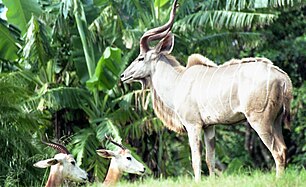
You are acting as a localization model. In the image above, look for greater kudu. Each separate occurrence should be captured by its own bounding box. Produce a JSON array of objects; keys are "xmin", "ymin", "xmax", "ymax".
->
[{"xmin": 121, "ymin": 0, "xmax": 292, "ymax": 181}]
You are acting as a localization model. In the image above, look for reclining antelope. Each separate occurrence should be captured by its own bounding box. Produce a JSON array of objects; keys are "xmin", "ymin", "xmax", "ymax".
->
[
  {"xmin": 121, "ymin": 0, "xmax": 292, "ymax": 182},
  {"xmin": 33, "ymin": 139, "xmax": 88, "ymax": 187},
  {"xmin": 96, "ymin": 136, "xmax": 146, "ymax": 186}
]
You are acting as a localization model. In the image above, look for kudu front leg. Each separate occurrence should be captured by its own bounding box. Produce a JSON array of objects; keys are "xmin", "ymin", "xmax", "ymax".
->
[
  {"xmin": 204, "ymin": 126, "xmax": 215, "ymax": 176},
  {"xmin": 186, "ymin": 125, "xmax": 202, "ymax": 182}
]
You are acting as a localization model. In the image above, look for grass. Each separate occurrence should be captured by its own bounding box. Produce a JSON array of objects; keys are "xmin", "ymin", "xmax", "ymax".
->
[{"xmin": 88, "ymin": 168, "xmax": 306, "ymax": 187}]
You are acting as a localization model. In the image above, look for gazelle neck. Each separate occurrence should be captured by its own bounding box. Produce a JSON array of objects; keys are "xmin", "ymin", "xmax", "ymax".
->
[
  {"xmin": 45, "ymin": 166, "xmax": 63, "ymax": 187},
  {"xmin": 103, "ymin": 160, "xmax": 122, "ymax": 186}
]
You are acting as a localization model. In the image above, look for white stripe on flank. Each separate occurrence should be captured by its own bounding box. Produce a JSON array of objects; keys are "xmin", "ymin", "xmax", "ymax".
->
[
  {"xmin": 206, "ymin": 66, "xmax": 220, "ymax": 116},
  {"xmin": 218, "ymin": 65, "xmax": 230, "ymax": 111},
  {"xmin": 198, "ymin": 66, "xmax": 210, "ymax": 110},
  {"xmin": 252, "ymin": 63, "xmax": 261, "ymax": 93},
  {"xmin": 229, "ymin": 62, "xmax": 242, "ymax": 112},
  {"xmin": 256, "ymin": 64, "xmax": 271, "ymax": 113}
]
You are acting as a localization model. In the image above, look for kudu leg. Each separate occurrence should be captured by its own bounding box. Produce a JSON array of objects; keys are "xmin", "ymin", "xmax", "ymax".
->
[
  {"xmin": 186, "ymin": 125, "xmax": 202, "ymax": 182},
  {"xmin": 272, "ymin": 112, "xmax": 287, "ymax": 176},
  {"xmin": 247, "ymin": 116, "xmax": 287, "ymax": 177},
  {"xmin": 204, "ymin": 126, "xmax": 215, "ymax": 176}
]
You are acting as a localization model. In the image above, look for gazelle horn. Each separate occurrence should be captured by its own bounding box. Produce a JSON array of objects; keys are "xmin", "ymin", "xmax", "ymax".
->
[
  {"xmin": 41, "ymin": 136, "xmax": 70, "ymax": 154},
  {"xmin": 105, "ymin": 135, "xmax": 126, "ymax": 150}
]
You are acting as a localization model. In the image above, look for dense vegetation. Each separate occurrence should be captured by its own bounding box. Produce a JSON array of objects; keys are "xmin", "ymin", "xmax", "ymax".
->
[{"xmin": 0, "ymin": 0, "xmax": 305, "ymax": 186}]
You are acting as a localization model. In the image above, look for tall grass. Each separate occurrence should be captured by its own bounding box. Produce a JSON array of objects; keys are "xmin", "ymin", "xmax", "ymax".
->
[{"xmin": 88, "ymin": 167, "xmax": 306, "ymax": 187}]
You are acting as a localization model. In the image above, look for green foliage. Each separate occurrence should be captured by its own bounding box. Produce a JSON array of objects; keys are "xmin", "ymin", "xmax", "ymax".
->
[
  {"xmin": 2, "ymin": 0, "xmax": 42, "ymax": 35},
  {"xmin": 291, "ymin": 83, "xmax": 306, "ymax": 165},
  {"xmin": 73, "ymin": 0, "xmax": 96, "ymax": 78},
  {"xmin": 87, "ymin": 47, "xmax": 123, "ymax": 91},
  {"xmin": 154, "ymin": 0, "xmax": 170, "ymax": 8},
  {"xmin": 0, "ymin": 20, "xmax": 20, "ymax": 61},
  {"xmin": 215, "ymin": 125, "xmax": 254, "ymax": 171},
  {"xmin": 175, "ymin": 10, "xmax": 276, "ymax": 31},
  {"xmin": 22, "ymin": 16, "xmax": 52, "ymax": 69},
  {"xmin": 70, "ymin": 126, "xmax": 107, "ymax": 181},
  {"xmin": 253, "ymin": 9, "xmax": 306, "ymax": 86},
  {"xmin": 0, "ymin": 72, "xmax": 48, "ymax": 126},
  {"xmin": 0, "ymin": 72, "xmax": 50, "ymax": 186},
  {"xmin": 26, "ymin": 86, "xmax": 94, "ymax": 111},
  {"xmin": 172, "ymin": 0, "xmax": 305, "ymax": 62}
]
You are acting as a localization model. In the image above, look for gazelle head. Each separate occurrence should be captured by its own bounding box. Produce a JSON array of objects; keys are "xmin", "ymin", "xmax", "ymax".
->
[
  {"xmin": 120, "ymin": 0, "xmax": 178, "ymax": 86},
  {"xmin": 96, "ymin": 137, "xmax": 146, "ymax": 175},
  {"xmin": 34, "ymin": 140, "xmax": 88, "ymax": 183}
]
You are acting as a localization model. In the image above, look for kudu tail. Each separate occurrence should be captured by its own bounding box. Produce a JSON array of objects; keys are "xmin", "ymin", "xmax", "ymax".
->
[
  {"xmin": 283, "ymin": 78, "xmax": 293, "ymax": 130},
  {"xmin": 283, "ymin": 99, "xmax": 291, "ymax": 130}
]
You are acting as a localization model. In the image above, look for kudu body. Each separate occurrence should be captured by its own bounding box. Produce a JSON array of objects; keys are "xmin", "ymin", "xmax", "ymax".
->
[
  {"xmin": 34, "ymin": 140, "xmax": 88, "ymax": 187},
  {"xmin": 96, "ymin": 137, "xmax": 146, "ymax": 186},
  {"xmin": 121, "ymin": 0, "xmax": 292, "ymax": 182}
]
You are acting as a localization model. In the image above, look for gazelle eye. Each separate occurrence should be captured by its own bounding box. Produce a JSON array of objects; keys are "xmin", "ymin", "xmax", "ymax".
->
[
  {"xmin": 71, "ymin": 161, "xmax": 76, "ymax": 166},
  {"xmin": 126, "ymin": 157, "xmax": 132, "ymax": 161}
]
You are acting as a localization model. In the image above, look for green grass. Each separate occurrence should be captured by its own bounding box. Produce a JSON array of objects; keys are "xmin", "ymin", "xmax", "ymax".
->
[{"xmin": 88, "ymin": 168, "xmax": 306, "ymax": 187}]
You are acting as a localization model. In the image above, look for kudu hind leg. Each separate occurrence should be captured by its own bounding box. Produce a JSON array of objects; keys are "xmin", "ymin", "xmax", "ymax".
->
[
  {"xmin": 204, "ymin": 126, "xmax": 215, "ymax": 176},
  {"xmin": 272, "ymin": 112, "xmax": 287, "ymax": 176},
  {"xmin": 248, "ymin": 117, "xmax": 287, "ymax": 177}
]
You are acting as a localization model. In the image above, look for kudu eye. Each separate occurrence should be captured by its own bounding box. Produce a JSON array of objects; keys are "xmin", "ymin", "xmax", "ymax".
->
[
  {"xmin": 126, "ymin": 157, "xmax": 132, "ymax": 161},
  {"xmin": 71, "ymin": 161, "xmax": 76, "ymax": 166},
  {"xmin": 138, "ymin": 57, "xmax": 144, "ymax": 61}
]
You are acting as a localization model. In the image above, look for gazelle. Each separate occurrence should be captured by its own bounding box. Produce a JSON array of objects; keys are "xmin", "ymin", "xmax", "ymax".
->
[
  {"xmin": 120, "ymin": 0, "xmax": 292, "ymax": 182},
  {"xmin": 96, "ymin": 136, "xmax": 146, "ymax": 186},
  {"xmin": 34, "ymin": 139, "xmax": 88, "ymax": 187}
]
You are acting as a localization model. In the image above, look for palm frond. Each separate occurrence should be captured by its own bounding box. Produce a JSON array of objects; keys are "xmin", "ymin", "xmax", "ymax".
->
[
  {"xmin": 88, "ymin": 5, "xmax": 120, "ymax": 49},
  {"xmin": 24, "ymin": 86, "xmax": 95, "ymax": 113},
  {"xmin": 69, "ymin": 127, "xmax": 107, "ymax": 180},
  {"xmin": 22, "ymin": 16, "xmax": 52, "ymax": 68},
  {"xmin": 195, "ymin": 32, "xmax": 262, "ymax": 50},
  {"xmin": 264, "ymin": 0, "xmax": 301, "ymax": 8},
  {"xmin": 69, "ymin": 123, "xmax": 121, "ymax": 181},
  {"xmin": 0, "ymin": 72, "xmax": 48, "ymax": 128},
  {"xmin": 218, "ymin": 0, "xmax": 301, "ymax": 10},
  {"xmin": 174, "ymin": 10, "xmax": 276, "ymax": 32},
  {"xmin": 0, "ymin": 71, "xmax": 50, "ymax": 186},
  {"xmin": 174, "ymin": 31, "xmax": 262, "ymax": 62},
  {"xmin": 96, "ymin": 119, "xmax": 121, "ymax": 144}
]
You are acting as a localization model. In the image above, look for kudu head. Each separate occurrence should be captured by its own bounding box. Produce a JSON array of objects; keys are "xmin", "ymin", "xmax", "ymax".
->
[
  {"xmin": 96, "ymin": 136, "xmax": 146, "ymax": 175},
  {"xmin": 34, "ymin": 139, "xmax": 88, "ymax": 182},
  {"xmin": 120, "ymin": 0, "xmax": 178, "ymax": 86}
]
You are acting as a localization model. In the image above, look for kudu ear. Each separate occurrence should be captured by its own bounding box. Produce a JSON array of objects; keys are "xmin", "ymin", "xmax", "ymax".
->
[
  {"xmin": 33, "ymin": 158, "xmax": 59, "ymax": 168},
  {"xmin": 96, "ymin": 149, "xmax": 116, "ymax": 158},
  {"xmin": 155, "ymin": 32, "xmax": 174, "ymax": 54}
]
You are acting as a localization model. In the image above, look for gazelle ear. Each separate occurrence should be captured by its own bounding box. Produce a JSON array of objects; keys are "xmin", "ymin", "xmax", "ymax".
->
[
  {"xmin": 96, "ymin": 149, "xmax": 116, "ymax": 158},
  {"xmin": 33, "ymin": 158, "xmax": 59, "ymax": 168},
  {"xmin": 155, "ymin": 32, "xmax": 174, "ymax": 54}
]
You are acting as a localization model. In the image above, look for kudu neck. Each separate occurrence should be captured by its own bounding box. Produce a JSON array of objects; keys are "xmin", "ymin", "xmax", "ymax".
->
[
  {"xmin": 151, "ymin": 55, "xmax": 182, "ymax": 108},
  {"xmin": 103, "ymin": 160, "xmax": 122, "ymax": 186},
  {"xmin": 45, "ymin": 166, "xmax": 63, "ymax": 187}
]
